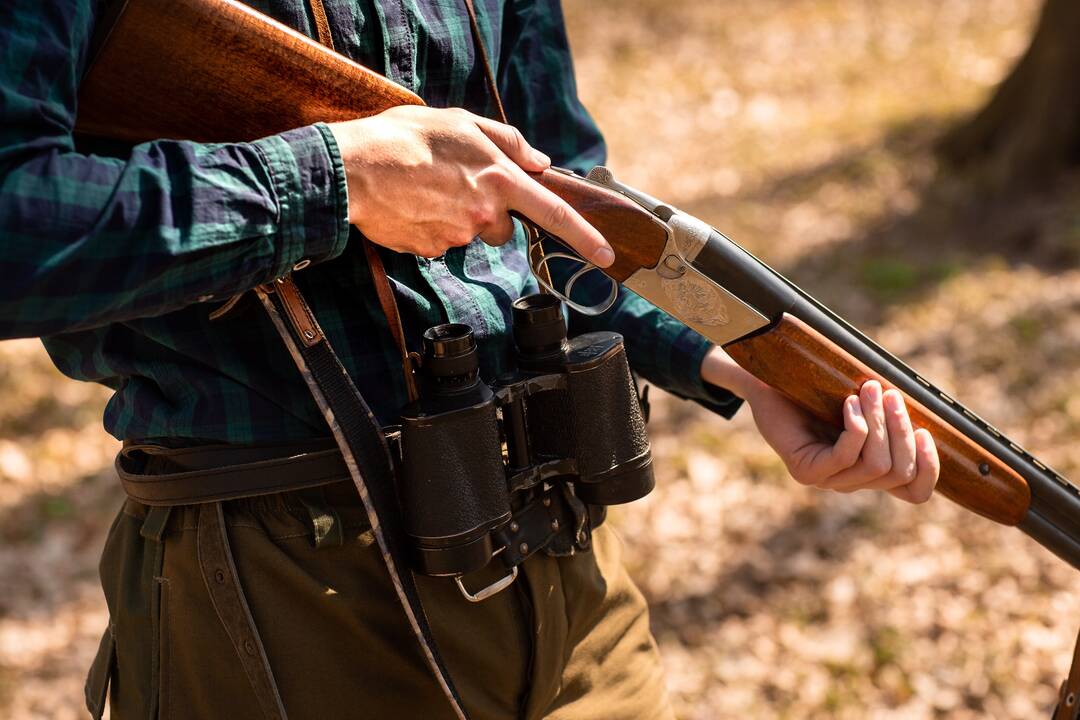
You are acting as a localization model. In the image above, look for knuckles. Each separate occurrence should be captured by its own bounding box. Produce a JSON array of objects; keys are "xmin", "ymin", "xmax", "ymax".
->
[
  {"xmin": 543, "ymin": 202, "xmax": 571, "ymax": 233},
  {"xmin": 465, "ymin": 202, "xmax": 499, "ymax": 231},
  {"xmin": 482, "ymin": 164, "xmax": 515, "ymax": 194},
  {"xmin": 864, "ymin": 456, "xmax": 892, "ymax": 478}
]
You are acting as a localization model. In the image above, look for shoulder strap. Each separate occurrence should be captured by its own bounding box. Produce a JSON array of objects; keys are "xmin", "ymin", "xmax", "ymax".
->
[
  {"xmin": 307, "ymin": 0, "xmax": 420, "ymax": 401},
  {"xmin": 461, "ymin": 0, "xmax": 553, "ymax": 288},
  {"xmin": 461, "ymin": 0, "xmax": 507, "ymax": 124},
  {"xmin": 260, "ymin": 273, "xmax": 472, "ymax": 720}
]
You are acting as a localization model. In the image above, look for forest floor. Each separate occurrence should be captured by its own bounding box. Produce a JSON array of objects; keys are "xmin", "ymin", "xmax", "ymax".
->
[{"xmin": 4, "ymin": 0, "xmax": 1080, "ymax": 718}]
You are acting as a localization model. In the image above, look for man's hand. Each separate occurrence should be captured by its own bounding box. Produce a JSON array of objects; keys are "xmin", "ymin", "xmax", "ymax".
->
[
  {"xmin": 328, "ymin": 106, "xmax": 614, "ymax": 266},
  {"xmin": 701, "ymin": 346, "xmax": 940, "ymax": 503}
]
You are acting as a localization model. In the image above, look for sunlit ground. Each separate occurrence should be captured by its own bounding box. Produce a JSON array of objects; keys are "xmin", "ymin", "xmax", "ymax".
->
[
  {"xmin": 3, "ymin": 0, "xmax": 1080, "ymax": 718},
  {"xmin": 568, "ymin": 0, "xmax": 1080, "ymax": 718}
]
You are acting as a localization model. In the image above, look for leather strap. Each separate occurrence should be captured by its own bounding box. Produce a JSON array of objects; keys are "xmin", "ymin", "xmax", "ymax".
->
[
  {"xmin": 460, "ymin": 0, "xmax": 552, "ymax": 288},
  {"xmin": 461, "ymin": 0, "xmax": 507, "ymax": 124},
  {"xmin": 256, "ymin": 279, "xmax": 472, "ymax": 720},
  {"xmin": 273, "ymin": 274, "xmax": 323, "ymax": 347},
  {"xmin": 116, "ymin": 440, "xmax": 349, "ymax": 506},
  {"xmin": 362, "ymin": 239, "xmax": 420, "ymax": 401},
  {"xmin": 1055, "ymin": 625, "xmax": 1080, "ymax": 720},
  {"xmin": 307, "ymin": 0, "xmax": 334, "ymax": 48},
  {"xmin": 305, "ymin": 0, "xmax": 420, "ymax": 400}
]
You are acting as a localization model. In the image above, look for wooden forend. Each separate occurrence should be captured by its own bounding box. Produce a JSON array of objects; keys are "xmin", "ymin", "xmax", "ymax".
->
[{"xmin": 724, "ymin": 313, "xmax": 1031, "ymax": 525}]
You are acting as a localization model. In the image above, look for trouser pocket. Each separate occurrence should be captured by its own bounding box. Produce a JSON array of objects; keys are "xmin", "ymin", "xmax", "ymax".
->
[{"xmin": 89, "ymin": 502, "xmax": 170, "ymax": 719}]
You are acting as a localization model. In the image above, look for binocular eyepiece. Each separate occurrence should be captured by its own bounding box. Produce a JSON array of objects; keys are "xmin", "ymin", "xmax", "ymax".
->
[
  {"xmin": 396, "ymin": 293, "xmax": 654, "ymax": 581},
  {"xmin": 420, "ymin": 323, "xmax": 482, "ymax": 395}
]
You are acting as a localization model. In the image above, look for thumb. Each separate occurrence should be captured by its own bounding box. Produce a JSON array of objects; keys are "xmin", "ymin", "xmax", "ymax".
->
[{"xmin": 471, "ymin": 114, "xmax": 551, "ymax": 172}]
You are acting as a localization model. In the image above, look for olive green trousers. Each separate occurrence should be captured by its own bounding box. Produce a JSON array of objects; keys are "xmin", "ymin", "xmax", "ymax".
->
[{"xmin": 86, "ymin": 485, "xmax": 675, "ymax": 719}]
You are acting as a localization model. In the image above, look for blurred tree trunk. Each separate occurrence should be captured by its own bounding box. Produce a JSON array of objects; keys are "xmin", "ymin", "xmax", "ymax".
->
[{"xmin": 938, "ymin": 0, "xmax": 1080, "ymax": 193}]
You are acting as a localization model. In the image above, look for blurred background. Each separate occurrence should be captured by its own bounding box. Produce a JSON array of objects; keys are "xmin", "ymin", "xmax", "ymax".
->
[{"xmin": 3, "ymin": 0, "xmax": 1080, "ymax": 717}]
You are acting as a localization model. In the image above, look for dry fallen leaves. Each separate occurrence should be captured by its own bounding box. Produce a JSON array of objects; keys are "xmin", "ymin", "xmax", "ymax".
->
[{"xmin": 3, "ymin": 0, "xmax": 1078, "ymax": 718}]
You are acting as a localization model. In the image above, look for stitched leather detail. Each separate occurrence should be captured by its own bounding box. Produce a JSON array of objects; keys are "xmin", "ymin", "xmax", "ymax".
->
[
  {"xmin": 275, "ymin": 275, "xmax": 323, "ymax": 347},
  {"xmin": 361, "ymin": 238, "xmax": 419, "ymax": 400}
]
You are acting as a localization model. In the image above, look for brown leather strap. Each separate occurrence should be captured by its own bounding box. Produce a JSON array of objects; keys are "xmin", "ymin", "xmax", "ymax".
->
[
  {"xmin": 116, "ymin": 440, "xmax": 350, "ymax": 506},
  {"xmin": 461, "ymin": 0, "xmax": 552, "ymax": 288},
  {"xmin": 461, "ymin": 0, "xmax": 507, "ymax": 124},
  {"xmin": 305, "ymin": 0, "xmax": 419, "ymax": 400},
  {"xmin": 362, "ymin": 238, "xmax": 421, "ymax": 400},
  {"xmin": 307, "ymin": 0, "xmax": 334, "ymax": 49},
  {"xmin": 273, "ymin": 275, "xmax": 324, "ymax": 347},
  {"xmin": 1055, "ymin": 625, "xmax": 1080, "ymax": 720}
]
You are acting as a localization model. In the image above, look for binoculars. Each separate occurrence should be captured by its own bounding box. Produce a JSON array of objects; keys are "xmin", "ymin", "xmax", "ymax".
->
[{"xmin": 395, "ymin": 293, "xmax": 654, "ymax": 581}]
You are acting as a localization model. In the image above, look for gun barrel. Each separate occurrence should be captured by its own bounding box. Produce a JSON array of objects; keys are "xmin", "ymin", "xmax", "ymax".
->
[{"xmin": 693, "ymin": 230, "xmax": 1080, "ymax": 569}]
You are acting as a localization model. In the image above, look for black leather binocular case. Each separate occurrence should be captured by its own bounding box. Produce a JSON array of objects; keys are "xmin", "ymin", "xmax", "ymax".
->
[{"xmin": 396, "ymin": 293, "xmax": 654, "ymax": 580}]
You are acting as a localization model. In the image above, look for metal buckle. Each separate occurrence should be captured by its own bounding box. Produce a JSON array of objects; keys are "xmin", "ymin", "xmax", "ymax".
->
[{"xmin": 454, "ymin": 566, "xmax": 518, "ymax": 603}]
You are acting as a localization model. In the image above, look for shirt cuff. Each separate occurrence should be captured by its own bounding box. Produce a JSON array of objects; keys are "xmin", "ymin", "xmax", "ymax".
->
[
  {"xmin": 252, "ymin": 122, "xmax": 350, "ymax": 278},
  {"xmin": 665, "ymin": 328, "xmax": 745, "ymax": 420}
]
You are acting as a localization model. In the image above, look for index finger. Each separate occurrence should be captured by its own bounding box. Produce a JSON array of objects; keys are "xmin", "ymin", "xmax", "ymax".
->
[{"xmin": 505, "ymin": 166, "xmax": 615, "ymax": 268}]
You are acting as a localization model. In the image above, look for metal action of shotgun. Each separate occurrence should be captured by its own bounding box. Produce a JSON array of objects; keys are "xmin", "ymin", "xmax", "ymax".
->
[{"xmin": 529, "ymin": 164, "xmax": 1080, "ymax": 577}]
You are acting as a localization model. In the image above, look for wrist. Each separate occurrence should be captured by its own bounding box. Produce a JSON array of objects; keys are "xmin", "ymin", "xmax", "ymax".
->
[
  {"xmin": 700, "ymin": 345, "xmax": 766, "ymax": 402},
  {"xmin": 326, "ymin": 117, "xmax": 375, "ymax": 227}
]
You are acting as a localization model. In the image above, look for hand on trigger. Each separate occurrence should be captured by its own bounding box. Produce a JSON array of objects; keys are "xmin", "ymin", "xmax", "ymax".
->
[{"xmin": 328, "ymin": 106, "xmax": 614, "ymax": 267}]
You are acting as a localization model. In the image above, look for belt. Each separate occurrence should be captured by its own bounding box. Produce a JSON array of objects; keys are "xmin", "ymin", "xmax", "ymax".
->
[
  {"xmin": 116, "ymin": 438, "xmax": 351, "ymax": 506},
  {"xmin": 114, "ymin": 435, "xmax": 604, "ymax": 720}
]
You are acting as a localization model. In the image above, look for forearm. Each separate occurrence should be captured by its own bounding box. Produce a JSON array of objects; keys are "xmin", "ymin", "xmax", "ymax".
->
[
  {"xmin": 0, "ymin": 0, "xmax": 353, "ymax": 339},
  {"xmin": 699, "ymin": 344, "xmax": 768, "ymax": 402},
  {"xmin": 0, "ymin": 125, "xmax": 348, "ymax": 339}
]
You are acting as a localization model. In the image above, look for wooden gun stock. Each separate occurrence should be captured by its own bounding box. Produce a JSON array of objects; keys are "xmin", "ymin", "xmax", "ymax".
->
[
  {"xmin": 77, "ymin": 0, "xmax": 1078, "ymax": 566},
  {"xmin": 725, "ymin": 314, "xmax": 1031, "ymax": 525},
  {"xmin": 77, "ymin": 0, "xmax": 423, "ymax": 143},
  {"xmin": 77, "ymin": 0, "xmax": 668, "ymax": 281}
]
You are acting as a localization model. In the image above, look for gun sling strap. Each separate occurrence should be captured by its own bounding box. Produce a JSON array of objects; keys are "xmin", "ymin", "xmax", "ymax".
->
[
  {"xmin": 288, "ymin": 5, "xmax": 1080, "ymax": 719},
  {"xmin": 228, "ymin": 2, "xmax": 517, "ymax": 718}
]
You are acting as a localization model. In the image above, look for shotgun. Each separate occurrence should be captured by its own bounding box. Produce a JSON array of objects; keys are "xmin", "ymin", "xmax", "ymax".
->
[{"xmin": 76, "ymin": 0, "xmax": 1080, "ymax": 570}]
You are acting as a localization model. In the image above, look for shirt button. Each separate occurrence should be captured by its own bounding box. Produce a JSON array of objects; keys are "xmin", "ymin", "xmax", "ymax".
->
[{"xmin": 293, "ymin": 258, "xmax": 312, "ymax": 271}]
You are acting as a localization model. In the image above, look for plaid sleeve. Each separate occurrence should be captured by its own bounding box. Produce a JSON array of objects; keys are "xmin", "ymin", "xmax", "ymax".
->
[
  {"xmin": 498, "ymin": 0, "xmax": 606, "ymax": 174},
  {"xmin": 0, "ymin": 0, "xmax": 350, "ymax": 339},
  {"xmin": 500, "ymin": 0, "xmax": 742, "ymax": 417}
]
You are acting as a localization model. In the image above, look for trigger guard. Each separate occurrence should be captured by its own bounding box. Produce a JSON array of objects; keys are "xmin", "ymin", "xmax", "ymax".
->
[{"xmin": 530, "ymin": 252, "xmax": 618, "ymax": 317}]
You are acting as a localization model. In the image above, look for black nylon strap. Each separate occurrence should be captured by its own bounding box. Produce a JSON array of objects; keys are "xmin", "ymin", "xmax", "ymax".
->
[{"xmin": 255, "ymin": 282, "xmax": 471, "ymax": 720}]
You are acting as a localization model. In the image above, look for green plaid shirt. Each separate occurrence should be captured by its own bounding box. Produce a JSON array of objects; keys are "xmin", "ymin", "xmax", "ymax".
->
[{"xmin": 0, "ymin": 0, "xmax": 740, "ymax": 442}]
